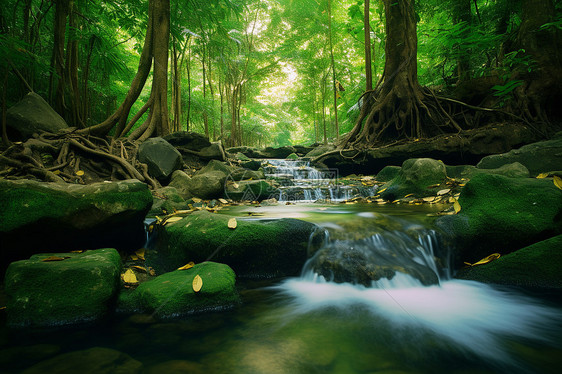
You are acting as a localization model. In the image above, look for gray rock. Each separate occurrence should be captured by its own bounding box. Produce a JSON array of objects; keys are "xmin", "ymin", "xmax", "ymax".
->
[
  {"xmin": 163, "ymin": 131, "xmax": 211, "ymax": 151},
  {"xmin": 138, "ymin": 137, "xmax": 183, "ymax": 181},
  {"xmin": 477, "ymin": 136, "xmax": 562, "ymax": 176},
  {"xmin": 198, "ymin": 142, "xmax": 224, "ymax": 161},
  {"xmin": 305, "ymin": 144, "xmax": 336, "ymax": 158},
  {"xmin": 149, "ymin": 186, "xmax": 188, "ymax": 216},
  {"xmin": 6, "ymin": 92, "xmax": 68, "ymax": 139},
  {"xmin": 5, "ymin": 249, "xmax": 122, "ymax": 327},
  {"xmin": 187, "ymin": 171, "xmax": 226, "ymax": 199},
  {"xmin": 167, "ymin": 170, "xmax": 193, "ymax": 200},
  {"xmin": 0, "ymin": 179, "xmax": 152, "ymax": 263}
]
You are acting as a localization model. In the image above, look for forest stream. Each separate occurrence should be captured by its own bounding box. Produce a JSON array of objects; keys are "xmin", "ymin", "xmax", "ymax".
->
[{"xmin": 2, "ymin": 161, "xmax": 562, "ymax": 374}]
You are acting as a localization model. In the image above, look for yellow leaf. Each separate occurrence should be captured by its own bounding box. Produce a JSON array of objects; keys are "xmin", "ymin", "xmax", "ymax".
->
[
  {"xmin": 135, "ymin": 248, "xmax": 145, "ymax": 260},
  {"xmin": 554, "ymin": 175, "xmax": 562, "ymax": 190},
  {"xmin": 177, "ymin": 261, "xmax": 195, "ymax": 270},
  {"xmin": 192, "ymin": 274, "xmax": 203, "ymax": 292},
  {"xmin": 129, "ymin": 254, "xmax": 139, "ymax": 261},
  {"xmin": 404, "ymin": 193, "xmax": 415, "ymax": 198},
  {"xmin": 192, "ymin": 197, "xmax": 202, "ymax": 203},
  {"xmin": 465, "ymin": 253, "xmax": 501, "ymax": 267},
  {"xmin": 122, "ymin": 269, "xmax": 138, "ymax": 284},
  {"xmin": 536, "ymin": 173, "xmax": 549, "ymax": 179},
  {"xmin": 377, "ymin": 187, "xmax": 387, "ymax": 194},
  {"xmin": 75, "ymin": 170, "xmax": 84, "ymax": 176},
  {"xmin": 41, "ymin": 256, "xmax": 68, "ymax": 262},
  {"xmin": 453, "ymin": 200, "xmax": 461, "ymax": 214},
  {"xmin": 165, "ymin": 216, "xmax": 183, "ymax": 224},
  {"xmin": 228, "ymin": 218, "xmax": 237, "ymax": 229},
  {"xmin": 437, "ymin": 188, "xmax": 450, "ymax": 196},
  {"xmin": 219, "ymin": 198, "xmax": 229, "ymax": 204},
  {"xmin": 423, "ymin": 197, "xmax": 435, "ymax": 202},
  {"xmin": 131, "ymin": 265, "xmax": 147, "ymax": 273}
]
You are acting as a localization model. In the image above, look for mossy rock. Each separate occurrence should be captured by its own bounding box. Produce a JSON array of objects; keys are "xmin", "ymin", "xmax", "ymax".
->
[
  {"xmin": 455, "ymin": 235, "xmax": 562, "ymax": 290},
  {"xmin": 446, "ymin": 162, "xmax": 530, "ymax": 179},
  {"xmin": 133, "ymin": 262, "xmax": 239, "ymax": 319},
  {"xmin": 436, "ymin": 173, "xmax": 562, "ymax": 265},
  {"xmin": 147, "ymin": 210, "xmax": 320, "ymax": 278},
  {"xmin": 0, "ymin": 179, "xmax": 152, "ymax": 264},
  {"xmin": 4, "ymin": 248, "xmax": 122, "ymax": 327},
  {"xmin": 224, "ymin": 179, "xmax": 279, "ymax": 201},
  {"xmin": 286, "ymin": 153, "xmax": 299, "ymax": 160},
  {"xmin": 381, "ymin": 158, "xmax": 447, "ymax": 199},
  {"xmin": 149, "ymin": 186, "xmax": 188, "ymax": 217},
  {"xmin": 375, "ymin": 165, "xmax": 401, "ymax": 182}
]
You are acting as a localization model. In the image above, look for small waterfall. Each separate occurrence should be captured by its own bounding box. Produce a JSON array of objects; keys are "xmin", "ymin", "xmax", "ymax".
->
[
  {"xmin": 301, "ymin": 214, "xmax": 451, "ymax": 288},
  {"xmin": 263, "ymin": 159, "xmax": 375, "ymax": 202}
]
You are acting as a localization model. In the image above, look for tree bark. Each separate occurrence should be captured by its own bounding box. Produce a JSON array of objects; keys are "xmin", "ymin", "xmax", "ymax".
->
[
  {"xmin": 364, "ymin": 0, "xmax": 373, "ymax": 91},
  {"xmin": 50, "ymin": 0, "xmax": 70, "ymax": 116},
  {"xmin": 327, "ymin": 0, "xmax": 339, "ymax": 140},
  {"xmin": 452, "ymin": 0, "xmax": 472, "ymax": 83}
]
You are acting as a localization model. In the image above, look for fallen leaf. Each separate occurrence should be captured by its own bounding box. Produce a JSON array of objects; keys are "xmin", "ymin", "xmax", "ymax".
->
[
  {"xmin": 135, "ymin": 248, "xmax": 145, "ymax": 260},
  {"xmin": 423, "ymin": 197, "xmax": 435, "ymax": 202},
  {"xmin": 404, "ymin": 193, "xmax": 415, "ymax": 198},
  {"xmin": 165, "ymin": 216, "xmax": 183, "ymax": 224},
  {"xmin": 122, "ymin": 269, "xmax": 138, "ymax": 284},
  {"xmin": 75, "ymin": 170, "xmax": 84, "ymax": 176},
  {"xmin": 192, "ymin": 197, "xmax": 202, "ymax": 203},
  {"xmin": 41, "ymin": 256, "xmax": 68, "ymax": 262},
  {"xmin": 554, "ymin": 175, "xmax": 562, "ymax": 190},
  {"xmin": 177, "ymin": 262, "xmax": 195, "ymax": 270},
  {"xmin": 129, "ymin": 254, "xmax": 139, "ymax": 261},
  {"xmin": 437, "ymin": 188, "xmax": 451, "ymax": 196},
  {"xmin": 464, "ymin": 253, "xmax": 501, "ymax": 267},
  {"xmin": 228, "ymin": 218, "xmax": 237, "ymax": 229},
  {"xmin": 131, "ymin": 265, "xmax": 147, "ymax": 273},
  {"xmin": 453, "ymin": 199, "xmax": 462, "ymax": 214},
  {"xmin": 192, "ymin": 274, "xmax": 203, "ymax": 292},
  {"xmin": 377, "ymin": 187, "xmax": 387, "ymax": 194},
  {"xmin": 219, "ymin": 198, "xmax": 229, "ymax": 204},
  {"xmin": 536, "ymin": 173, "xmax": 549, "ymax": 179}
]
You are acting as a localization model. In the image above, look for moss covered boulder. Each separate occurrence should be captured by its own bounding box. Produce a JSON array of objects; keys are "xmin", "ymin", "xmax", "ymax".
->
[
  {"xmin": 381, "ymin": 158, "xmax": 447, "ymax": 199},
  {"xmin": 131, "ymin": 262, "xmax": 239, "ymax": 319},
  {"xmin": 147, "ymin": 210, "xmax": 321, "ymax": 277},
  {"xmin": 4, "ymin": 248, "xmax": 122, "ymax": 327},
  {"xmin": 436, "ymin": 173, "xmax": 562, "ymax": 265},
  {"xmin": 455, "ymin": 235, "xmax": 562, "ymax": 290},
  {"xmin": 0, "ymin": 179, "xmax": 152, "ymax": 265}
]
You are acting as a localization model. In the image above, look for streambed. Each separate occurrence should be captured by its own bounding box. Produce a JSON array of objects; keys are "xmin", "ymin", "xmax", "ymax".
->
[{"xmin": 2, "ymin": 204, "xmax": 561, "ymax": 373}]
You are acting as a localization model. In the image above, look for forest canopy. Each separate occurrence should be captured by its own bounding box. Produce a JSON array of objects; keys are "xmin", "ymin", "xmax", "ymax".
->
[{"xmin": 1, "ymin": 0, "xmax": 561, "ymax": 148}]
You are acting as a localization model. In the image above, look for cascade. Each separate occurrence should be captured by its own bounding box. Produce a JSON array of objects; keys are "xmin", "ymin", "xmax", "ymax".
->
[{"xmin": 262, "ymin": 159, "xmax": 376, "ymax": 202}]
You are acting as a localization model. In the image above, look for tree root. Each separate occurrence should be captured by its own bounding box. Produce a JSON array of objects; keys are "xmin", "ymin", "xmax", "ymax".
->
[{"xmin": 0, "ymin": 132, "xmax": 161, "ymax": 189}]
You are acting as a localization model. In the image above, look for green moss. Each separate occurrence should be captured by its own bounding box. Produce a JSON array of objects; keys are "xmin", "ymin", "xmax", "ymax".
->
[
  {"xmin": 375, "ymin": 166, "xmax": 401, "ymax": 182},
  {"xmin": 382, "ymin": 158, "xmax": 447, "ymax": 199},
  {"xmin": 4, "ymin": 248, "xmax": 122, "ymax": 327},
  {"xmin": 437, "ymin": 173, "xmax": 562, "ymax": 264},
  {"xmin": 455, "ymin": 235, "xmax": 562, "ymax": 289},
  {"xmin": 135, "ymin": 262, "xmax": 239, "ymax": 318},
  {"xmin": 148, "ymin": 211, "xmax": 317, "ymax": 277}
]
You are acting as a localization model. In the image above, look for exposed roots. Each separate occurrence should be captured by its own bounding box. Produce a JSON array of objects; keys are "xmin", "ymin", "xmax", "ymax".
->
[{"xmin": 0, "ymin": 131, "xmax": 160, "ymax": 188}]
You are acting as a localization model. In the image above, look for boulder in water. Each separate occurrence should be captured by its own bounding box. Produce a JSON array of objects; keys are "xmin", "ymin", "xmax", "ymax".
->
[
  {"xmin": 147, "ymin": 210, "xmax": 321, "ymax": 277},
  {"xmin": 381, "ymin": 158, "xmax": 447, "ymax": 199},
  {"xmin": 4, "ymin": 248, "xmax": 121, "ymax": 327},
  {"xmin": 436, "ymin": 173, "xmax": 562, "ymax": 266},
  {"xmin": 455, "ymin": 234, "xmax": 562, "ymax": 290},
  {"xmin": 132, "ymin": 262, "xmax": 239, "ymax": 318},
  {"xmin": 6, "ymin": 92, "xmax": 68, "ymax": 140},
  {"xmin": 0, "ymin": 179, "xmax": 152, "ymax": 264}
]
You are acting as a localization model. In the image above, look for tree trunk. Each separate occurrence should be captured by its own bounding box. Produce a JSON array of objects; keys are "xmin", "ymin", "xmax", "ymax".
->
[
  {"xmin": 452, "ymin": 0, "xmax": 472, "ymax": 83},
  {"xmin": 364, "ymin": 0, "xmax": 373, "ymax": 91},
  {"xmin": 346, "ymin": 0, "xmax": 443, "ymax": 146},
  {"xmin": 202, "ymin": 47, "xmax": 209, "ymax": 138},
  {"xmin": 514, "ymin": 0, "xmax": 562, "ymax": 124},
  {"xmin": 50, "ymin": 0, "xmax": 69, "ymax": 116},
  {"xmin": 65, "ymin": 0, "xmax": 83, "ymax": 127},
  {"xmin": 327, "ymin": 0, "xmax": 339, "ymax": 140}
]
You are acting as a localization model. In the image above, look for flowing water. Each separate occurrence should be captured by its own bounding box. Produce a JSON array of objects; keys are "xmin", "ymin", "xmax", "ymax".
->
[{"xmin": 1, "ymin": 161, "xmax": 561, "ymax": 373}]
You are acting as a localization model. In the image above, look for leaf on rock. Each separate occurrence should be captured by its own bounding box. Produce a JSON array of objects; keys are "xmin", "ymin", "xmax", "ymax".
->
[
  {"xmin": 165, "ymin": 216, "xmax": 183, "ymax": 224},
  {"xmin": 41, "ymin": 256, "xmax": 68, "ymax": 262},
  {"xmin": 131, "ymin": 265, "xmax": 147, "ymax": 273},
  {"xmin": 464, "ymin": 253, "xmax": 501, "ymax": 267},
  {"xmin": 122, "ymin": 269, "xmax": 138, "ymax": 284},
  {"xmin": 423, "ymin": 197, "xmax": 435, "ymax": 202},
  {"xmin": 437, "ymin": 188, "xmax": 450, "ymax": 196},
  {"xmin": 75, "ymin": 170, "xmax": 85, "ymax": 176},
  {"xmin": 177, "ymin": 261, "xmax": 195, "ymax": 271},
  {"xmin": 453, "ymin": 199, "xmax": 462, "ymax": 214},
  {"xmin": 192, "ymin": 274, "xmax": 203, "ymax": 292},
  {"xmin": 219, "ymin": 198, "xmax": 229, "ymax": 204},
  {"xmin": 228, "ymin": 218, "xmax": 237, "ymax": 229},
  {"xmin": 536, "ymin": 173, "xmax": 549, "ymax": 179},
  {"xmin": 135, "ymin": 248, "xmax": 145, "ymax": 260},
  {"xmin": 554, "ymin": 175, "xmax": 562, "ymax": 190}
]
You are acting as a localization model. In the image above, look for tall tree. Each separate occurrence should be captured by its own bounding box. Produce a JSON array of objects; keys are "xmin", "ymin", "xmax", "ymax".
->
[
  {"xmin": 344, "ymin": 0, "xmax": 461, "ymax": 147},
  {"xmin": 364, "ymin": 0, "xmax": 373, "ymax": 91},
  {"xmin": 79, "ymin": 0, "xmax": 170, "ymax": 140}
]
